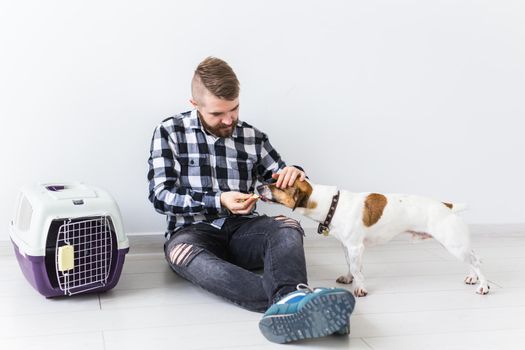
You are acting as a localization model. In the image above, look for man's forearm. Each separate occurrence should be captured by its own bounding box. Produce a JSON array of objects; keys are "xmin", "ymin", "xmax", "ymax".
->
[{"xmin": 149, "ymin": 185, "xmax": 222, "ymax": 216}]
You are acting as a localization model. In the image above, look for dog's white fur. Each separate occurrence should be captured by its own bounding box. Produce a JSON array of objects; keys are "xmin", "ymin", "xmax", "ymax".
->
[{"xmin": 294, "ymin": 182, "xmax": 490, "ymax": 297}]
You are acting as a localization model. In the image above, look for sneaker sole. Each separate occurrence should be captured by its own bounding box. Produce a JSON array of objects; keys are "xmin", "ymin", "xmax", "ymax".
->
[
  {"xmin": 258, "ymin": 291, "xmax": 354, "ymax": 344},
  {"xmin": 333, "ymin": 323, "xmax": 351, "ymax": 335}
]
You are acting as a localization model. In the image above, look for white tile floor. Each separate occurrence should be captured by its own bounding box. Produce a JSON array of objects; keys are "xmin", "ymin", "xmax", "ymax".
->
[{"xmin": 1, "ymin": 225, "xmax": 524, "ymax": 350}]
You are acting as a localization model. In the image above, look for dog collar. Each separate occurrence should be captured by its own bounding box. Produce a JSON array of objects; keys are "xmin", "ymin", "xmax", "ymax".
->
[{"xmin": 317, "ymin": 191, "xmax": 340, "ymax": 236}]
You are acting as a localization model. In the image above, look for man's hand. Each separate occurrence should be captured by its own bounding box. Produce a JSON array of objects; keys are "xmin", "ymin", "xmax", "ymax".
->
[
  {"xmin": 220, "ymin": 191, "xmax": 259, "ymax": 214},
  {"xmin": 272, "ymin": 166, "xmax": 306, "ymax": 189}
]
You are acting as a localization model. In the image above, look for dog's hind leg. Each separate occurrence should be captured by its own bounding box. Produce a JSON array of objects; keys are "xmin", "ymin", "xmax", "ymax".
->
[
  {"xmin": 336, "ymin": 244, "xmax": 354, "ymax": 284},
  {"xmin": 464, "ymin": 249, "xmax": 490, "ymax": 294},
  {"xmin": 433, "ymin": 216, "xmax": 490, "ymax": 295},
  {"xmin": 453, "ymin": 248, "xmax": 490, "ymax": 294}
]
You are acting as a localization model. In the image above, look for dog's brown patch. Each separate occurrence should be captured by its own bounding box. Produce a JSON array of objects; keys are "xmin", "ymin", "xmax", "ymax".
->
[
  {"xmin": 294, "ymin": 180, "xmax": 314, "ymax": 209},
  {"xmin": 363, "ymin": 193, "xmax": 387, "ymax": 227},
  {"xmin": 307, "ymin": 201, "xmax": 317, "ymax": 209},
  {"xmin": 442, "ymin": 202, "xmax": 453, "ymax": 209}
]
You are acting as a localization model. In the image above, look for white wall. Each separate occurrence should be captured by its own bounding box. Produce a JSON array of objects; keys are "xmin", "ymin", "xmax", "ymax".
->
[{"xmin": 1, "ymin": 0, "xmax": 524, "ymax": 240}]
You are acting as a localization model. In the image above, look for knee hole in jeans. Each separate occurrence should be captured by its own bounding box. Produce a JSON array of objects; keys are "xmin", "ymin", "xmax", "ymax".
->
[
  {"xmin": 274, "ymin": 215, "xmax": 304, "ymax": 235},
  {"xmin": 168, "ymin": 243, "xmax": 202, "ymax": 267}
]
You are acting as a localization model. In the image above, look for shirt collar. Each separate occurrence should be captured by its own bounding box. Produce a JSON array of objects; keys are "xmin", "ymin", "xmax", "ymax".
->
[{"xmin": 188, "ymin": 109, "xmax": 242, "ymax": 138}]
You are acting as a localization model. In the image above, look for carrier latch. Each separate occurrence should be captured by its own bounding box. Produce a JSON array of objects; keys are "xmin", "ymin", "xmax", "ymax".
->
[{"xmin": 57, "ymin": 245, "xmax": 75, "ymax": 271}]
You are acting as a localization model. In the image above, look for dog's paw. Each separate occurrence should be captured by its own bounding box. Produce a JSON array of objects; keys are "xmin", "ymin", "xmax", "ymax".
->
[
  {"xmin": 353, "ymin": 287, "xmax": 368, "ymax": 297},
  {"xmin": 336, "ymin": 275, "xmax": 354, "ymax": 284},
  {"xmin": 464, "ymin": 275, "xmax": 479, "ymax": 285},
  {"xmin": 476, "ymin": 283, "xmax": 490, "ymax": 295}
]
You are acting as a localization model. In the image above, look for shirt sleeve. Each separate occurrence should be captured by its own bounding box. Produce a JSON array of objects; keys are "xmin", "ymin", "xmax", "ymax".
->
[{"xmin": 147, "ymin": 124, "xmax": 222, "ymax": 215}]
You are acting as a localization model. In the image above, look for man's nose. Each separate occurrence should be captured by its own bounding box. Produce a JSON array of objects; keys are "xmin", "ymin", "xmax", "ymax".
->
[{"xmin": 222, "ymin": 115, "xmax": 233, "ymax": 126}]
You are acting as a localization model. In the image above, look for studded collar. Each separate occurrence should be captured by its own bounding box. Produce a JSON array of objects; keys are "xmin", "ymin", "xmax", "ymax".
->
[{"xmin": 317, "ymin": 191, "xmax": 340, "ymax": 236}]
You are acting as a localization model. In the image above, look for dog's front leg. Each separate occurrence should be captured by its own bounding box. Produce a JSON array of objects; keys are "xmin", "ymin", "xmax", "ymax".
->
[
  {"xmin": 347, "ymin": 243, "xmax": 368, "ymax": 297},
  {"xmin": 336, "ymin": 244, "xmax": 354, "ymax": 284}
]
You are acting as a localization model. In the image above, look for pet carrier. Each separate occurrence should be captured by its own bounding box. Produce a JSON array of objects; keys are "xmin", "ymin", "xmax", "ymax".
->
[{"xmin": 9, "ymin": 182, "xmax": 129, "ymax": 297}]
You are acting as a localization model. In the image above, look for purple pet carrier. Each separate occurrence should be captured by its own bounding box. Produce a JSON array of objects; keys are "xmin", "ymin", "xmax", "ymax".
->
[{"xmin": 9, "ymin": 182, "xmax": 129, "ymax": 297}]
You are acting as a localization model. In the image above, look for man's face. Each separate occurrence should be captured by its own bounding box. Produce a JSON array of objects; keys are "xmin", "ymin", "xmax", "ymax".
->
[{"xmin": 191, "ymin": 92, "xmax": 239, "ymax": 138}]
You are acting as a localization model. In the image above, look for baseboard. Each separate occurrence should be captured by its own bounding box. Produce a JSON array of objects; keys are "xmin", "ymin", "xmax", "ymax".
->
[
  {"xmin": 124, "ymin": 223, "xmax": 525, "ymax": 238},
  {"xmin": 468, "ymin": 223, "xmax": 525, "ymax": 236},
  {"xmin": 2, "ymin": 223, "xmax": 524, "ymax": 242}
]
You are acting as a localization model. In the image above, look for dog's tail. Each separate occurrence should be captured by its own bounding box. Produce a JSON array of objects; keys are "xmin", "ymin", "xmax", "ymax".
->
[{"xmin": 443, "ymin": 202, "xmax": 468, "ymax": 213}]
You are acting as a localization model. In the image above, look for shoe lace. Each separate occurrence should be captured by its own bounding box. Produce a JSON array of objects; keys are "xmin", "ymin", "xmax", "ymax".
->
[{"xmin": 296, "ymin": 283, "xmax": 314, "ymax": 293}]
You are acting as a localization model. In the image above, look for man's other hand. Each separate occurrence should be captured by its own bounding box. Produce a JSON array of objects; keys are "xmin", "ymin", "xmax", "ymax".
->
[
  {"xmin": 272, "ymin": 167, "xmax": 306, "ymax": 189},
  {"xmin": 220, "ymin": 191, "xmax": 259, "ymax": 214}
]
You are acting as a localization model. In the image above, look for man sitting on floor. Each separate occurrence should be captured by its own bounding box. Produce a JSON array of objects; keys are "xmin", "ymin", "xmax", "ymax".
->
[{"xmin": 147, "ymin": 56, "xmax": 355, "ymax": 343}]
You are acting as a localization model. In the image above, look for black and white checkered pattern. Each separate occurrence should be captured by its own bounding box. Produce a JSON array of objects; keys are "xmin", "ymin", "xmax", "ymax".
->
[{"xmin": 147, "ymin": 109, "xmax": 287, "ymax": 235}]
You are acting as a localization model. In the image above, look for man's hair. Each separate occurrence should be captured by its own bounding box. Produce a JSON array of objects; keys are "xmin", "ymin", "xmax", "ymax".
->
[{"xmin": 192, "ymin": 57, "xmax": 240, "ymax": 101}]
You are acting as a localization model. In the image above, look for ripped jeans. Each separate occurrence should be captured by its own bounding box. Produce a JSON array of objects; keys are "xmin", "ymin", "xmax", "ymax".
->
[{"xmin": 164, "ymin": 215, "xmax": 307, "ymax": 313}]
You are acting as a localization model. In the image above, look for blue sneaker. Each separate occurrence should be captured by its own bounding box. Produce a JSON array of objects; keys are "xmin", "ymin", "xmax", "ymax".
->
[{"xmin": 259, "ymin": 284, "xmax": 355, "ymax": 343}]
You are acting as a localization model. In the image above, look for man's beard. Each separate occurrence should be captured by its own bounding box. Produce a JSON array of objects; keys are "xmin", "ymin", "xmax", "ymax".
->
[{"xmin": 199, "ymin": 114, "xmax": 236, "ymax": 138}]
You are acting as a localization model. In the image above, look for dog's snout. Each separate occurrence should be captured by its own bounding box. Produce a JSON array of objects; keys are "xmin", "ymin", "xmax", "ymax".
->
[{"xmin": 256, "ymin": 184, "xmax": 273, "ymax": 202}]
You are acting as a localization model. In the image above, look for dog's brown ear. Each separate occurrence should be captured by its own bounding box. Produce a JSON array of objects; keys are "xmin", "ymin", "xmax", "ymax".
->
[
  {"xmin": 292, "ymin": 180, "xmax": 313, "ymax": 210},
  {"xmin": 292, "ymin": 190, "xmax": 309, "ymax": 210}
]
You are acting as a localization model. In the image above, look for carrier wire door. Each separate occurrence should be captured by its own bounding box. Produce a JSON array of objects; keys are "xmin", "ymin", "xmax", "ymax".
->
[{"xmin": 55, "ymin": 216, "xmax": 115, "ymax": 296}]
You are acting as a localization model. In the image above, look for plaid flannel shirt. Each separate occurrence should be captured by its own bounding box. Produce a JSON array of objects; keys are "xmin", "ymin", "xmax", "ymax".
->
[{"xmin": 148, "ymin": 109, "xmax": 293, "ymax": 237}]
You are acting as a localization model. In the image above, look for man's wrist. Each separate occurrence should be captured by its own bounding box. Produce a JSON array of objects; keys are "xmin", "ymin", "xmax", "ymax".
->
[{"xmin": 218, "ymin": 192, "xmax": 231, "ymax": 215}]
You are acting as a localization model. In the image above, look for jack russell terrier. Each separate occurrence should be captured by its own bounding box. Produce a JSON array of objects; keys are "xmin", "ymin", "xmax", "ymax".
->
[{"xmin": 256, "ymin": 180, "xmax": 490, "ymax": 297}]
